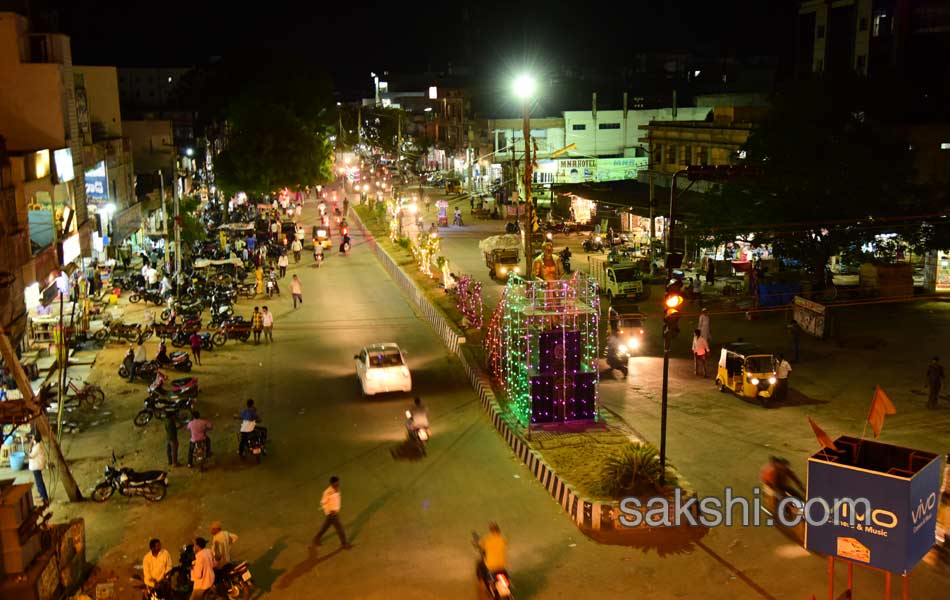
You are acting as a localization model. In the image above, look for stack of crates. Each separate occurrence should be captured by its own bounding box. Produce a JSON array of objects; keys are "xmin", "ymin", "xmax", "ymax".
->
[{"xmin": 0, "ymin": 481, "xmax": 42, "ymax": 576}]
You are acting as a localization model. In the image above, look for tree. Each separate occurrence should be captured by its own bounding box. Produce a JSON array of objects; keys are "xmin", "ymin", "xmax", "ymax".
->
[{"xmin": 693, "ymin": 77, "xmax": 941, "ymax": 284}]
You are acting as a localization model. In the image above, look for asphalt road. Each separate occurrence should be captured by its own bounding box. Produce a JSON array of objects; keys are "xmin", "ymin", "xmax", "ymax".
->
[{"xmin": 22, "ymin": 189, "xmax": 824, "ymax": 600}]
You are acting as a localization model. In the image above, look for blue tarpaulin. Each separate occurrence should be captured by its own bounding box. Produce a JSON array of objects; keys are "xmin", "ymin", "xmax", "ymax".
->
[{"xmin": 757, "ymin": 282, "xmax": 802, "ymax": 306}]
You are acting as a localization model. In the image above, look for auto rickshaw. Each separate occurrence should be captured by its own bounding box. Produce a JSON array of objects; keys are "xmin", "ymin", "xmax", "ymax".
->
[
  {"xmin": 608, "ymin": 300, "xmax": 646, "ymax": 354},
  {"xmin": 313, "ymin": 226, "xmax": 332, "ymax": 249},
  {"xmin": 715, "ymin": 342, "xmax": 778, "ymax": 405}
]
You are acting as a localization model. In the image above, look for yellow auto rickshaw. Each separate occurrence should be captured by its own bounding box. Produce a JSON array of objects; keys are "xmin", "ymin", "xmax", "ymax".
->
[
  {"xmin": 716, "ymin": 342, "xmax": 777, "ymax": 406},
  {"xmin": 313, "ymin": 227, "xmax": 333, "ymax": 249}
]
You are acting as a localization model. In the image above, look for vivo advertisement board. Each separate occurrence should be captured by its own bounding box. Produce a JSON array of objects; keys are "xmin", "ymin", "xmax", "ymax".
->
[
  {"xmin": 85, "ymin": 161, "xmax": 108, "ymax": 199},
  {"xmin": 805, "ymin": 438, "xmax": 943, "ymax": 574}
]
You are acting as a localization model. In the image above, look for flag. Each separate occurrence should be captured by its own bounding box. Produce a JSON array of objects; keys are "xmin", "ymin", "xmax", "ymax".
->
[
  {"xmin": 807, "ymin": 416, "xmax": 839, "ymax": 452},
  {"xmin": 867, "ymin": 385, "xmax": 896, "ymax": 438}
]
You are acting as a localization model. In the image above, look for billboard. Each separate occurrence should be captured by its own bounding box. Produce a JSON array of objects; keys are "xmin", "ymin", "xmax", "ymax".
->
[
  {"xmin": 805, "ymin": 436, "xmax": 943, "ymax": 573},
  {"xmin": 53, "ymin": 148, "xmax": 74, "ymax": 183},
  {"xmin": 85, "ymin": 161, "xmax": 108, "ymax": 200},
  {"xmin": 555, "ymin": 157, "xmax": 648, "ymax": 184}
]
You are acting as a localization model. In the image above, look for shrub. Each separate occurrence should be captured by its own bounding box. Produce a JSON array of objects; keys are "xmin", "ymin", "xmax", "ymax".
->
[
  {"xmin": 598, "ymin": 442, "xmax": 664, "ymax": 497},
  {"xmin": 396, "ymin": 237, "xmax": 411, "ymax": 250}
]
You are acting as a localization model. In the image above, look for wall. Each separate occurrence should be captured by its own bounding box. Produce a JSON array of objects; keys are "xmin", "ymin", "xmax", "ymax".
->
[
  {"xmin": 563, "ymin": 107, "xmax": 712, "ymax": 158},
  {"xmin": 74, "ymin": 66, "xmax": 123, "ymax": 138},
  {"xmin": 122, "ymin": 119, "xmax": 174, "ymax": 174}
]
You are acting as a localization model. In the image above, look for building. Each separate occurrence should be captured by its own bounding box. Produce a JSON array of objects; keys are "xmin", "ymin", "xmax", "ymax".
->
[
  {"xmin": 0, "ymin": 136, "xmax": 29, "ymax": 345},
  {"xmin": 117, "ymin": 67, "xmax": 190, "ymax": 112}
]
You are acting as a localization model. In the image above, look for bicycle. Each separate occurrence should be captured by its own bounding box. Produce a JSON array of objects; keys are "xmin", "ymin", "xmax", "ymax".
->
[{"xmin": 51, "ymin": 377, "xmax": 105, "ymax": 411}]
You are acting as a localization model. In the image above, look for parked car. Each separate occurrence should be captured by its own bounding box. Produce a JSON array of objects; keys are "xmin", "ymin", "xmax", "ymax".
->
[{"xmin": 354, "ymin": 343, "xmax": 412, "ymax": 396}]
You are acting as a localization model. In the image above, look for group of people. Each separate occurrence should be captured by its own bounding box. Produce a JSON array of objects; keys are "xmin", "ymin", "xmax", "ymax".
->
[{"xmin": 142, "ymin": 521, "xmax": 239, "ymax": 599}]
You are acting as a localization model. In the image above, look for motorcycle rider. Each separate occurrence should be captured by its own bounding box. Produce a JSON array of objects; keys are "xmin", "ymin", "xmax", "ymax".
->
[
  {"xmin": 559, "ymin": 246, "xmax": 572, "ymax": 273},
  {"xmin": 142, "ymin": 538, "xmax": 172, "ymax": 598},
  {"xmin": 340, "ymin": 233, "xmax": 351, "ymax": 254},
  {"xmin": 406, "ymin": 397, "xmax": 429, "ymax": 435},
  {"xmin": 453, "ymin": 207, "xmax": 463, "ymax": 226},
  {"xmin": 186, "ymin": 412, "xmax": 213, "ymax": 468},
  {"xmin": 476, "ymin": 522, "xmax": 509, "ymax": 586},
  {"xmin": 238, "ymin": 399, "xmax": 265, "ymax": 457},
  {"xmin": 760, "ymin": 456, "xmax": 805, "ymax": 499},
  {"xmin": 129, "ymin": 339, "xmax": 147, "ymax": 382},
  {"xmin": 605, "ymin": 331, "xmax": 629, "ymax": 377}
]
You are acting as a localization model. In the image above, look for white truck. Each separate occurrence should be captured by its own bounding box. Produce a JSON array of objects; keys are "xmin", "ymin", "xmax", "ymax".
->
[{"xmin": 588, "ymin": 255, "xmax": 645, "ymax": 302}]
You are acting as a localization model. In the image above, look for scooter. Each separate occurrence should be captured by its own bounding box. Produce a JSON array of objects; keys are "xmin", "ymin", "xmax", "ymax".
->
[
  {"xmin": 472, "ymin": 532, "xmax": 515, "ymax": 599},
  {"xmin": 91, "ymin": 451, "xmax": 168, "ymax": 502},
  {"xmin": 405, "ymin": 410, "xmax": 430, "ymax": 455}
]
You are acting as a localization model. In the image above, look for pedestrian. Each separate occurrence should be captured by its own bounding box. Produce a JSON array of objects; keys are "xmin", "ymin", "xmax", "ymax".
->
[
  {"xmin": 698, "ymin": 308, "xmax": 711, "ymax": 343},
  {"xmin": 291, "ymin": 238, "xmax": 303, "ymax": 263},
  {"xmin": 343, "ymin": 197, "xmax": 349, "ymax": 215},
  {"xmin": 189, "ymin": 330, "xmax": 202, "ymax": 366},
  {"xmin": 692, "ymin": 275, "xmax": 702, "ymax": 302},
  {"xmin": 776, "ymin": 353, "xmax": 792, "ymax": 401},
  {"xmin": 28, "ymin": 432, "xmax": 49, "ymax": 505},
  {"xmin": 261, "ymin": 306, "xmax": 273, "ymax": 343},
  {"xmin": 210, "ymin": 521, "xmax": 238, "ymax": 571},
  {"xmin": 277, "ymin": 253, "xmax": 289, "ymax": 278},
  {"xmin": 143, "ymin": 538, "xmax": 172, "ymax": 596},
  {"xmin": 189, "ymin": 537, "xmax": 215, "ymax": 600},
  {"xmin": 251, "ymin": 306, "xmax": 263, "ymax": 344},
  {"xmin": 186, "ymin": 411, "xmax": 213, "ymax": 468},
  {"xmin": 291, "ymin": 274, "xmax": 303, "ymax": 309},
  {"xmin": 255, "ymin": 265, "xmax": 264, "ymax": 295},
  {"xmin": 312, "ymin": 476, "xmax": 351, "ymax": 549},
  {"xmin": 705, "ymin": 257, "xmax": 715, "ymax": 285},
  {"xmin": 789, "ymin": 320, "xmax": 802, "ymax": 363},
  {"xmin": 165, "ymin": 412, "xmax": 180, "ymax": 467},
  {"xmin": 692, "ymin": 329, "xmax": 710, "ymax": 377},
  {"xmin": 926, "ymin": 356, "xmax": 945, "ymax": 409},
  {"xmin": 295, "ymin": 203, "xmax": 303, "ymax": 219}
]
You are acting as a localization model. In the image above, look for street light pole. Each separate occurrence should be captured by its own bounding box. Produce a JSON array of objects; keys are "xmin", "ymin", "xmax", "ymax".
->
[
  {"xmin": 666, "ymin": 169, "xmax": 689, "ymax": 281},
  {"xmin": 159, "ymin": 170, "xmax": 169, "ymax": 272},
  {"xmin": 522, "ymin": 99, "xmax": 534, "ymax": 275}
]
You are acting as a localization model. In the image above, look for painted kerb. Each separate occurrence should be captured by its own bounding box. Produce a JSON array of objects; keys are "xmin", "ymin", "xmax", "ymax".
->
[{"xmin": 350, "ymin": 208, "xmax": 620, "ymax": 531}]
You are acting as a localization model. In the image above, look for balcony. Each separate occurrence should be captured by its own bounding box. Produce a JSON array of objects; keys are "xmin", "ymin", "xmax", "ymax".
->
[{"xmin": 21, "ymin": 34, "xmax": 70, "ymax": 66}]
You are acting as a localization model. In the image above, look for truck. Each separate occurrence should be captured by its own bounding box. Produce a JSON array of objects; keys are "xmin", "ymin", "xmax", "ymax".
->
[
  {"xmin": 479, "ymin": 234, "xmax": 523, "ymax": 281},
  {"xmin": 588, "ymin": 255, "xmax": 646, "ymax": 302}
]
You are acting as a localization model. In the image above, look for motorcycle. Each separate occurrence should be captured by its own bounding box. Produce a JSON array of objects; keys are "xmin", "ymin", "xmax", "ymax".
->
[
  {"xmin": 453, "ymin": 211, "xmax": 464, "ymax": 226},
  {"xmin": 266, "ymin": 273, "xmax": 280, "ymax": 298},
  {"xmin": 119, "ymin": 351, "xmax": 159, "ymax": 381},
  {"xmin": 559, "ymin": 248, "xmax": 572, "ymax": 274},
  {"xmin": 582, "ymin": 234, "xmax": 605, "ymax": 253},
  {"xmin": 91, "ymin": 451, "xmax": 168, "ymax": 502},
  {"xmin": 134, "ymin": 394, "xmax": 194, "ymax": 427},
  {"xmin": 94, "ymin": 321, "xmax": 145, "ymax": 344},
  {"xmin": 605, "ymin": 340, "xmax": 630, "ymax": 378},
  {"xmin": 215, "ymin": 316, "xmax": 252, "ymax": 344},
  {"xmin": 314, "ymin": 249, "xmax": 324, "ymax": 267},
  {"xmin": 236, "ymin": 281, "xmax": 257, "ymax": 299},
  {"xmin": 149, "ymin": 371, "xmax": 199, "ymax": 399},
  {"xmin": 170, "ymin": 544, "xmax": 254, "ymax": 600},
  {"xmin": 128, "ymin": 287, "xmax": 165, "ymax": 305},
  {"xmin": 339, "ymin": 234, "xmax": 351, "ymax": 254},
  {"xmin": 171, "ymin": 329, "xmax": 214, "ymax": 350},
  {"xmin": 405, "ymin": 409, "xmax": 430, "ymax": 455},
  {"xmin": 208, "ymin": 304, "xmax": 236, "ymax": 328},
  {"xmin": 237, "ymin": 416, "xmax": 267, "ymax": 463},
  {"xmin": 472, "ymin": 532, "xmax": 514, "ymax": 599},
  {"xmin": 154, "ymin": 341, "xmax": 193, "ymax": 372}
]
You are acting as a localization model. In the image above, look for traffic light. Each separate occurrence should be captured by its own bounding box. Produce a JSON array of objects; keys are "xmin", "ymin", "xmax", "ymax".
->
[{"xmin": 663, "ymin": 278, "xmax": 684, "ymax": 338}]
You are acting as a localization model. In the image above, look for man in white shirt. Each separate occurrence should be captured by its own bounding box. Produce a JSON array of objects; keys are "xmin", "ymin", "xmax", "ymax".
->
[
  {"xmin": 142, "ymin": 538, "xmax": 172, "ymax": 593},
  {"xmin": 210, "ymin": 521, "xmax": 238, "ymax": 570},
  {"xmin": 146, "ymin": 265, "xmax": 159, "ymax": 286},
  {"xmin": 261, "ymin": 306, "xmax": 274, "ymax": 343},
  {"xmin": 698, "ymin": 308, "xmax": 711, "ymax": 343},
  {"xmin": 312, "ymin": 476, "xmax": 350, "ymax": 549},
  {"xmin": 692, "ymin": 329, "xmax": 711, "ymax": 377},
  {"xmin": 190, "ymin": 537, "xmax": 215, "ymax": 600},
  {"xmin": 776, "ymin": 354, "xmax": 792, "ymax": 401}
]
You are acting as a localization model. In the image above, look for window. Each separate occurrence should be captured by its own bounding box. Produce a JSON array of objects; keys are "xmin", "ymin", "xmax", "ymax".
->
[
  {"xmin": 817, "ymin": 25, "xmax": 825, "ymax": 39},
  {"xmin": 572, "ymin": 124, "xmax": 586, "ymax": 131},
  {"xmin": 697, "ymin": 146, "xmax": 708, "ymax": 166},
  {"xmin": 654, "ymin": 145, "xmax": 663, "ymax": 164},
  {"xmin": 683, "ymin": 147, "xmax": 692, "ymax": 166},
  {"xmin": 666, "ymin": 145, "xmax": 677, "ymax": 164},
  {"xmin": 598, "ymin": 123, "xmax": 620, "ymax": 130}
]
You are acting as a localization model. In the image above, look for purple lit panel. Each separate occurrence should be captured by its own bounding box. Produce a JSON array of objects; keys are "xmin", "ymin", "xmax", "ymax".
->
[
  {"xmin": 538, "ymin": 330, "xmax": 581, "ymax": 373},
  {"xmin": 530, "ymin": 374, "xmax": 555, "ymax": 423}
]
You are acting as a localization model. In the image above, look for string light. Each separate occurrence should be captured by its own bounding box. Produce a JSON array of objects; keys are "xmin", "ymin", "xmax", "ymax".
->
[
  {"xmin": 484, "ymin": 273, "xmax": 600, "ymax": 426},
  {"xmin": 455, "ymin": 274, "xmax": 483, "ymax": 329}
]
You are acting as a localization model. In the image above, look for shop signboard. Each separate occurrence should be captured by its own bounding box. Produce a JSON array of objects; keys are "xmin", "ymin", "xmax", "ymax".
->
[
  {"xmin": 113, "ymin": 203, "xmax": 142, "ymax": 242},
  {"xmin": 792, "ymin": 296, "xmax": 827, "ymax": 339},
  {"xmin": 555, "ymin": 157, "xmax": 648, "ymax": 184},
  {"xmin": 805, "ymin": 437, "xmax": 943, "ymax": 574},
  {"xmin": 84, "ymin": 161, "xmax": 108, "ymax": 200}
]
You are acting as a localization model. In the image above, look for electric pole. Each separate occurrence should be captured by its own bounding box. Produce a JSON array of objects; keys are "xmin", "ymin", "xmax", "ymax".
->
[
  {"xmin": 159, "ymin": 170, "xmax": 169, "ymax": 273},
  {"xmin": 522, "ymin": 99, "xmax": 534, "ymax": 275}
]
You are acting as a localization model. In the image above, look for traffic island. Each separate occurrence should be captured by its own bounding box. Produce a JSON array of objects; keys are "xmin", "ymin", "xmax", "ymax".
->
[{"xmin": 351, "ymin": 205, "xmax": 699, "ymax": 538}]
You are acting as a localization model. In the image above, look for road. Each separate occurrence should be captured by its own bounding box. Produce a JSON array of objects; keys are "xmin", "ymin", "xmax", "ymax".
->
[{"xmin": 17, "ymin": 188, "xmax": 837, "ymax": 600}]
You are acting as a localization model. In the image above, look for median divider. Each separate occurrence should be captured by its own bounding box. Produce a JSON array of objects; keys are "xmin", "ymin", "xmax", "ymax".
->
[{"xmin": 350, "ymin": 207, "xmax": 691, "ymax": 534}]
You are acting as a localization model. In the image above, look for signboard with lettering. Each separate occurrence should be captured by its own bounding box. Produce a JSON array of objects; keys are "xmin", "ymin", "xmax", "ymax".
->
[
  {"xmin": 85, "ymin": 161, "xmax": 108, "ymax": 199},
  {"xmin": 805, "ymin": 436, "xmax": 943, "ymax": 573},
  {"xmin": 555, "ymin": 157, "xmax": 648, "ymax": 184},
  {"xmin": 793, "ymin": 295, "xmax": 827, "ymax": 339}
]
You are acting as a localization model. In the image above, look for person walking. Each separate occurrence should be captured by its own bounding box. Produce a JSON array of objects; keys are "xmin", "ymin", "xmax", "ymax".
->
[
  {"xmin": 698, "ymin": 308, "xmax": 711, "ymax": 344},
  {"xmin": 255, "ymin": 265, "xmax": 264, "ymax": 295},
  {"xmin": 789, "ymin": 320, "xmax": 802, "ymax": 363},
  {"xmin": 926, "ymin": 356, "xmax": 945, "ymax": 409},
  {"xmin": 165, "ymin": 412, "xmax": 180, "ymax": 467},
  {"xmin": 189, "ymin": 537, "xmax": 215, "ymax": 600},
  {"xmin": 210, "ymin": 521, "xmax": 238, "ymax": 571},
  {"xmin": 189, "ymin": 330, "xmax": 202, "ymax": 366},
  {"xmin": 705, "ymin": 257, "xmax": 715, "ymax": 285},
  {"xmin": 251, "ymin": 306, "xmax": 263, "ymax": 344},
  {"xmin": 291, "ymin": 275, "xmax": 303, "ymax": 309},
  {"xmin": 277, "ymin": 253, "xmax": 289, "ymax": 278},
  {"xmin": 775, "ymin": 354, "xmax": 792, "ymax": 401},
  {"xmin": 692, "ymin": 329, "xmax": 710, "ymax": 377},
  {"xmin": 291, "ymin": 238, "xmax": 303, "ymax": 263},
  {"xmin": 261, "ymin": 306, "xmax": 274, "ymax": 343},
  {"xmin": 312, "ymin": 476, "xmax": 351, "ymax": 549},
  {"xmin": 28, "ymin": 432, "xmax": 49, "ymax": 505}
]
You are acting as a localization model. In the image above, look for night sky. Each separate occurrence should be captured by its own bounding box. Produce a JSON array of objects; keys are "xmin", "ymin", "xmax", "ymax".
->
[{"xmin": 25, "ymin": 0, "xmax": 797, "ymax": 93}]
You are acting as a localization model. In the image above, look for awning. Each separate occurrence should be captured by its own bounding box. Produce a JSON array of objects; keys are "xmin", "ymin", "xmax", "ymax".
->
[
  {"xmin": 113, "ymin": 203, "xmax": 143, "ymax": 241},
  {"xmin": 553, "ymin": 180, "xmax": 707, "ymax": 219}
]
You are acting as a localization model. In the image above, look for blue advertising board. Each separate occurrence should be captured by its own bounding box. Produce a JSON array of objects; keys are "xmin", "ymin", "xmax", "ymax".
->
[
  {"xmin": 805, "ymin": 436, "xmax": 943, "ymax": 574},
  {"xmin": 85, "ymin": 161, "xmax": 108, "ymax": 200}
]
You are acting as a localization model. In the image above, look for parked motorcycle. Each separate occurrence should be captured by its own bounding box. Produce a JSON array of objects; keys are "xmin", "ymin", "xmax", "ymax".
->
[
  {"xmin": 208, "ymin": 304, "xmax": 236, "ymax": 328},
  {"xmin": 149, "ymin": 371, "xmax": 199, "ymax": 399},
  {"xmin": 118, "ymin": 353, "xmax": 158, "ymax": 381},
  {"xmin": 134, "ymin": 395, "xmax": 194, "ymax": 427},
  {"xmin": 215, "ymin": 316, "xmax": 252, "ymax": 344},
  {"xmin": 91, "ymin": 452, "xmax": 168, "ymax": 502},
  {"xmin": 170, "ymin": 329, "xmax": 214, "ymax": 350},
  {"xmin": 94, "ymin": 321, "xmax": 145, "ymax": 344},
  {"xmin": 236, "ymin": 281, "xmax": 257, "ymax": 299},
  {"xmin": 154, "ymin": 340, "xmax": 193, "ymax": 372},
  {"xmin": 128, "ymin": 287, "xmax": 165, "ymax": 305},
  {"xmin": 170, "ymin": 544, "xmax": 254, "ymax": 600}
]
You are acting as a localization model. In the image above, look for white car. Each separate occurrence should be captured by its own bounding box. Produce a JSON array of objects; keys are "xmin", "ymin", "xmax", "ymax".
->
[{"xmin": 354, "ymin": 343, "xmax": 412, "ymax": 396}]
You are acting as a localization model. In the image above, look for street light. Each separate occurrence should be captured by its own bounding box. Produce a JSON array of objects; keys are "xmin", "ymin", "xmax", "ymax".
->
[
  {"xmin": 513, "ymin": 73, "xmax": 537, "ymax": 274},
  {"xmin": 185, "ymin": 147, "xmax": 194, "ymax": 157}
]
